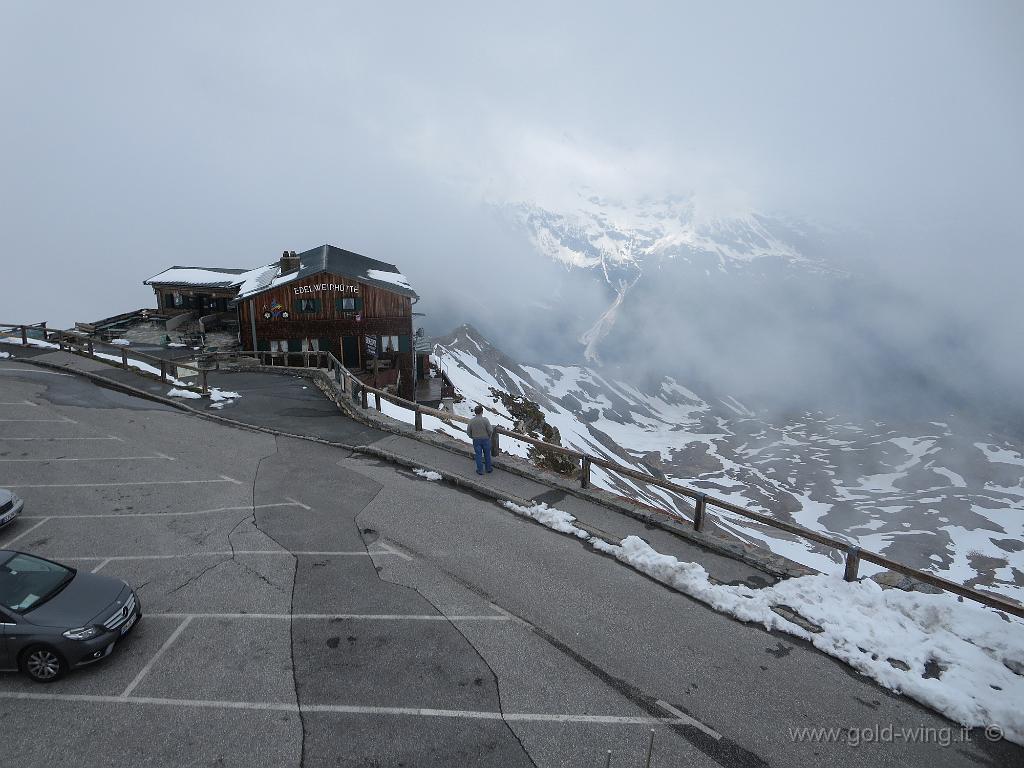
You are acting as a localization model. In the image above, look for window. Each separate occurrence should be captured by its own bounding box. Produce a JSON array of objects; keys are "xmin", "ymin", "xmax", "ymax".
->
[
  {"xmin": 382, "ymin": 335, "xmax": 399, "ymax": 353},
  {"xmin": 269, "ymin": 340, "xmax": 287, "ymax": 352},
  {"xmin": 301, "ymin": 338, "xmax": 320, "ymax": 352},
  {"xmin": 297, "ymin": 298, "xmax": 321, "ymax": 313},
  {"xmin": 0, "ymin": 552, "xmax": 75, "ymax": 613},
  {"xmin": 164, "ymin": 292, "xmax": 176, "ymax": 309},
  {"xmin": 336, "ymin": 297, "xmax": 356, "ymax": 311}
]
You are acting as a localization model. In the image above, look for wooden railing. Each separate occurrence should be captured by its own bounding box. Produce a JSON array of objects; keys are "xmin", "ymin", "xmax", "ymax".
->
[
  {"xmin": 2, "ymin": 326, "xmax": 1021, "ymax": 618},
  {"xmin": 312, "ymin": 351, "xmax": 1024, "ymax": 619},
  {"xmin": 0, "ymin": 324, "xmax": 210, "ymax": 394}
]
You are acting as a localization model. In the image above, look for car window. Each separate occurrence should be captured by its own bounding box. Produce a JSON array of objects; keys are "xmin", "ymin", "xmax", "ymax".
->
[{"xmin": 0, "ymin": 553, "xmax": 75, "ymax": 613}]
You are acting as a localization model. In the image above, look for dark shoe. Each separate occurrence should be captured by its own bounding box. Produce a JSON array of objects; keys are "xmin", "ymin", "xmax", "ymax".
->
[
  {"xmin": 486, "ymin": 469, "xmax": 493, "ymax": 473},
  {"xmin": 476, "ymin": 471, "xmax": 484, "ymax": 475}
]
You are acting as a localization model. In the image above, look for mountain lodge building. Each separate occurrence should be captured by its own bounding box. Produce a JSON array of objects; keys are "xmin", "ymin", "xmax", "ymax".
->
[{"xmin": 145, "ymin": 245, "xmax": 424, "ymax": 400}]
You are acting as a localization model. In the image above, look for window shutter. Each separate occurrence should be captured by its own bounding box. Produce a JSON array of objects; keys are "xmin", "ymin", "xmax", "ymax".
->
[
  {"xmin": 288, "ymin": 338, "xmax": 302, "ymax": 352},
  {"xmin": 398, "ymin": 335, "xmax": 411, "ymax": 353},
  {"xmin": 257, "ymin": 338, "xmax": 270, "ymax": 352},
  {"xmin": 354, "ymin": 297, "xmax": 364, "ymax": 312}
]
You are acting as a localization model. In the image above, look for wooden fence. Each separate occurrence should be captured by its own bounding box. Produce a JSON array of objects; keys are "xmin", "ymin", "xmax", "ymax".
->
[{"xmin": 2, "ymin": 324, "xmax": 1021, "ymax": 618}]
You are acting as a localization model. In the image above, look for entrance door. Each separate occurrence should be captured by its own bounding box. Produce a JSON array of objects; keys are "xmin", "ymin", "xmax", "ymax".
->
[{"xmin": 341, "ymin": 336, "xmax": 360, "ymax": 369}]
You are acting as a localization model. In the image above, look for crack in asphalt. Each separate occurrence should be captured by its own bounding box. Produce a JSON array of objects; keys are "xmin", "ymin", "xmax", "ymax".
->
[
  {"xmin": 353, "ymin": 498, "xmax": 540, "ymax": 768},
  {"xmin": 247, "ymin": 440, "xmax": 308, "ymax": 768}
]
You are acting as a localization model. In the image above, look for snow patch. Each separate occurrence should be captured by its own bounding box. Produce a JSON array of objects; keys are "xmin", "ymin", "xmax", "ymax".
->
[
  {"xmin": 413, "ymin": 468, "xmax": 442, "ymax": 481},
  {"xmin": 502, "ymin": 493, "xmax": 1024, "ymax": 743},
  {"xmin": 167, "ymin": 388, "xmax": 202, "ymax": 399}
]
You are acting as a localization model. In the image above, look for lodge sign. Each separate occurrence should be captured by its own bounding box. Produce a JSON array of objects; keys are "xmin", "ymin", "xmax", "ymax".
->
[{"xmin": 293, "ymin": 282, "xmax": 359, "ymax": 295}]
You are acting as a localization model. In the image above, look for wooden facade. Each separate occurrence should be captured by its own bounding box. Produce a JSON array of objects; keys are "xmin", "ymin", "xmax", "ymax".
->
[{"xmin": 237, "ymin": 271, "xmax": 416, "ymax": 399}]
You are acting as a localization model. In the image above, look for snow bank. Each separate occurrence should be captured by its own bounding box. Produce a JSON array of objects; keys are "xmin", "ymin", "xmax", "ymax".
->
[
  {"xmin": 502, "ymin": 501, "xmax": 591, "ymax": 539},
  {"xmin": 109, "ymin": 338, "xmax": 130, "ymax": 346},
  {"xmin": 0, "ymin": 351, "xmax": 9, "ymax": 359},
  {"xmin": 167, "ymin": 388, "xmax": 202, "ymax": 399},
  {"xmin": 413, "ymin": 468, "xmax": 442, "ymax": 481},
  {"xmin": 0, "ymin": 336, "xmax": 58, "ymax": 349},
  {"xmin": 167, "ymin": 342, "xmax": 187, "ymax": 348},
  {"xmin": 501, "ymin": 500, "xmax": 1024, "ymax": 743},
  {"xmin": 209, "ymin": 388, "xmax": 240, "ymax": 402}
]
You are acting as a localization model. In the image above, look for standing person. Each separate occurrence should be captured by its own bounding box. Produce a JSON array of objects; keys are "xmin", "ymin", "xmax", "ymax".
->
[{"xmin": 466, "ymin": 405, "xmax": 493, "ymax": 475}]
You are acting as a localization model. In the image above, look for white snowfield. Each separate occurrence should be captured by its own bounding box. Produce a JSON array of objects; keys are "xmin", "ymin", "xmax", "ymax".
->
[
  {"xmin": 503, "ymin": 500, "xmax": 1024, "ymax": 745},
  {"xmin": 430, "ymin": 330, "xmax": 1024, "ymax": 605}
]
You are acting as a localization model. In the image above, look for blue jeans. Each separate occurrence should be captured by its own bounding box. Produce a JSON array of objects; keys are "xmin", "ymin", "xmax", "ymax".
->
[{"xmin": 473, "ymin": 438, "xmax": 492, "ymax": 474}]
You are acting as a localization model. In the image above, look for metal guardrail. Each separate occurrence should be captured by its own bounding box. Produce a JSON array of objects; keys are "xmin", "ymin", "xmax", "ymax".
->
[{"xmin": 3, "ymin": 325, "xmax": 1021, "ymax": 618}]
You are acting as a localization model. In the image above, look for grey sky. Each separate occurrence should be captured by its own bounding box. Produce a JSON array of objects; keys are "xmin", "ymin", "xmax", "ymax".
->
[{"xmin": 2, "ymin": 2, "xmax": 1021, "ymax": 404}]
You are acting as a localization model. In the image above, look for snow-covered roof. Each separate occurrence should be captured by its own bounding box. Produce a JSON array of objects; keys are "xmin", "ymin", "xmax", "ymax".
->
[
  {"xmin": 145, "ymin": 266, "xmax": 260, "ymax": 290},
  {"xmin": 236, "ymin": 244, "xmax": 418, "ymax": 300}
]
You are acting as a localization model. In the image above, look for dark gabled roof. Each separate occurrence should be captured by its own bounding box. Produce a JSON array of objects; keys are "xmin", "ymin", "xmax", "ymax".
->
[
  {"xmin": 294, "ymin": 244, "xmax": 418, "ymax": 299},
  {"xmin": 235, "ymin": 244, "xmax": 418, "ymax": 300}
]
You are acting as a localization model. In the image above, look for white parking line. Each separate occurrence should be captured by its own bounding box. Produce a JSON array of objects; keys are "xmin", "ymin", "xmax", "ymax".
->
[
  {"xmin": 57, "ymin": 549, "xmax": 404, "ymax": 562},
  {"xmin": 2, "ymin": 478, "xmax": 241, "ymax": 489},
  {"xmin": 0, "ymin": 518, "xmax": 51, "ymax": 548},
  {"xmin": 149, "ymin": 612, "xmax": 513, "ymax": 621},
  {"xmin": 91, "ymin": 558, "xmax": 113, "ymax": 574},
  {"xmin": 655, "ymin": 699, "xmax": 722, "ymax": 740},
  {"xmin": 371, "ymin": 540, "xmax": 413, "ymax": 561},
  {"xmin": 0, "ymin": 418, "xmax": 77, "ymax": 423},
  {"xmin": 120, "ymin": 616, "xmax": 194, "ymax": 698},
  {"xmin": 0, "ymin": 436, "xmax": 123, "ymax": 441},
  {"xmin": 0, "ymin": 400, "xmax": 37, "ymax": 406},
  {"xmin": 0, "ymin": 455, "xmax": 175, "ymax": 462},
  {"xmin": 21, "ymin": 501, "xmax": 303, "ymax": 520},
  {"xmin": 0, "ymin": 691, "xmax": 692, "ymax": 727}
]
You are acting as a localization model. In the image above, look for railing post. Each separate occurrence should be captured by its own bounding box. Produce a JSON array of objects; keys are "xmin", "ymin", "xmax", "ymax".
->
[
  {"xmin": 160, "ymin": 359, "xmax": 167, "ymax": 383},
  {"xmin": 361, "ymin": 386, "xmax": 368, "ymax": 409},
  {"xmin": 20, "ymin": 325, "xmax": 28, "ymax": 346},
  {"xmin": 121, "ymin": 349, "xmax": 128, "ymax": 369},
  {"xmin": 375, "ymin": 392, "xmax": 381, "ymax": 411},
  {"xmin": 580, "ymin": 456, "xmax": 592, "ymax": 489},
  {"xmin": 693, "ymin": 493, "xmax": 707, "ymax": 532},
  {"xmin": 335, "ymin": 365, "xmax": 341, "ymax": 385},
  {"xmin": 87, "ymin": 340, "xmax": 94, "ymax": 355},
  {"xmin": 200, "ymin": 369, "xmax": 208, "ymax": 395},
  {"xmin": 415, "ymin": 407, "xmax": 423, "ymax": 431},
  {"xmin": 843, "ymin": 545, "xmax": 861, "ymax": 582}
]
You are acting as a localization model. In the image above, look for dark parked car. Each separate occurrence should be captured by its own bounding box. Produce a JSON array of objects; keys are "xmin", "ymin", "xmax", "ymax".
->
[
  {"xmin": 0, "ymin": 489, "xmax": 23, "ymax": 529},
  {"xmin": 0, "ymin": 550, "xmax": 141, "ymax": 682}
]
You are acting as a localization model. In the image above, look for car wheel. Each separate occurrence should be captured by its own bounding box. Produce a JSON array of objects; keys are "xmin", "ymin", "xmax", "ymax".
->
[{"xmin": 20, "ymin": 645, "xmax": 67, "ymax": 683}]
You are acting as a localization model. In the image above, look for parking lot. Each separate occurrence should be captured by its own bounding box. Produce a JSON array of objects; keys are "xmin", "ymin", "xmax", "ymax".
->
[
  {"xmin": 0, "ymin": 363, "xmax": 716, "ymax": 768},
  {"xmin": 4, "ymin": 358, "xmax": 1018, "ymax": 768}
]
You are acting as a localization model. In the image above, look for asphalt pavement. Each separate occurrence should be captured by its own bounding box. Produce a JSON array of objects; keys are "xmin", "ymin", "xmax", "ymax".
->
[{"xmin": 0, "ymin": 352, "xmax": 1020, "ymax": 767}]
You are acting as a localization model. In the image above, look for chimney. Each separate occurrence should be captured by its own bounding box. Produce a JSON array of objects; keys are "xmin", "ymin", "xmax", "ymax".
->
[{"xmin": 280, "ymin": 250, "xmax": 300, "ymax": 275}]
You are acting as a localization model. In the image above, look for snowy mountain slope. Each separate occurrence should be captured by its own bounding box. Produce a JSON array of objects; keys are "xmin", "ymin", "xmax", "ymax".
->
[
  {"xmin": 499, "ymin": 193, "xmax": 842, "ymax": 363},
  {"xmin": 430, "ymin": 325, "xmax": 1024, "ymax": 605}
]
